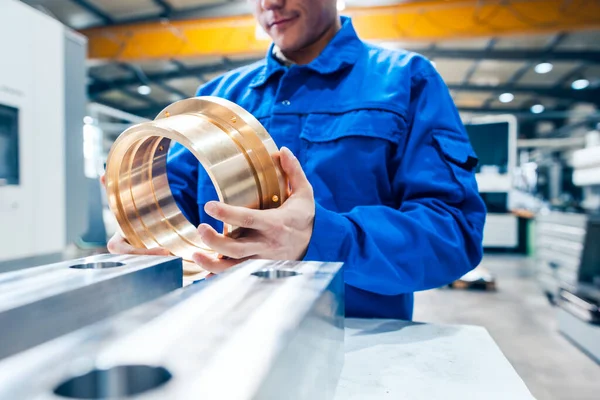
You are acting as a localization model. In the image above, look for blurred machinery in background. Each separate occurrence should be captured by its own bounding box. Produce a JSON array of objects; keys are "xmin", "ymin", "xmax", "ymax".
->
[
  {"xmin": 0, "ymin": 0, "xmax": 88, "ymax": 268},
  {"xmin": 533, "ymin": 125, "xmax": 600, "ymax": 364},
  {"xmin": 465, "ymin": 115, "xmax": 518, "ymax": 250}
]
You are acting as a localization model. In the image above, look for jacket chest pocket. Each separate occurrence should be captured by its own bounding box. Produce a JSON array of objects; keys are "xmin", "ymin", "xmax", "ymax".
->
[{"xmin": 299, "ymin": 109, "xmax": 406, "ymax": 210}]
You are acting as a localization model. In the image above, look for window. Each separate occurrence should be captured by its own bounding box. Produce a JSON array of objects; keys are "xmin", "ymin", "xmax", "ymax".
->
[{"xmin": 0, "ymin": 104, "xmax": 19, "ymax": 186}]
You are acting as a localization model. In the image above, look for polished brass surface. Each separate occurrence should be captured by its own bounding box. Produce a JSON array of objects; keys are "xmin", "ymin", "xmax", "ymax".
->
[{"xmin": 105, "ymin": 97, "xmax": 288, "ymax": 272}]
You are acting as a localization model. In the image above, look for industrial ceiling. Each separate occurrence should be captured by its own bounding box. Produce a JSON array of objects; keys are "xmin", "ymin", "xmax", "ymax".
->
[{"xmin": 18, "ymin": 0, "xmax": 600, "ymax": 122}]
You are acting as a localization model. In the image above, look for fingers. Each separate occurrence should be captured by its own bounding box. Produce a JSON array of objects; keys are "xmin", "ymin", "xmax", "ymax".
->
[
  {"xmin": 279, "ymin": 147, "xmax": 311, "ymax": 195},
  {"xmin": 191, "ymin": 250, "xmax": 244, "ymax": 274},
  {"xmin": 106, "ymin": 232, "xmax": 170, "ymax": 256},
  {"xmin": 204, "ymin": 202, "xmax": 270, "ymax": 230},
  {"xmin": 197, "ymin": 224, "xmax": 264, "ymax": 259}
]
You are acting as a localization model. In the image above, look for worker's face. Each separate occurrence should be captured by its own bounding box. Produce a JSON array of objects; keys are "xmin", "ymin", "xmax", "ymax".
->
[{"xmin": 251, "ymin": 0, "xmax": 338, "ymax": 52}]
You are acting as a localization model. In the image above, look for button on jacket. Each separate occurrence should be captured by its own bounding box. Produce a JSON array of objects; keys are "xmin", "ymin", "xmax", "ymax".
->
[{"xmin": 167, "ymin": 16, "xmax": 487, "ymax": 320}]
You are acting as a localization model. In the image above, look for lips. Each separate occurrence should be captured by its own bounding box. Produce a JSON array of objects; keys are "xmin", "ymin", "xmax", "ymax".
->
[{"xmin": 269, "ymin": 15, "xmax": 298, "ymax": 28}]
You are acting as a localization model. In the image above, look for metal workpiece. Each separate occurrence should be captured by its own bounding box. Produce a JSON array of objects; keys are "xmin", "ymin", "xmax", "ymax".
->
[
  {"xmin": 0, "ymin": 254, "xmax": 182, "ymax": 361},
  {"xmin": 105, "ymin": 96, "xmax": 289, "ymax": 273},
  {"xmin": 0, "ymin": 260, "xmax": 344, "ymax": 400}
]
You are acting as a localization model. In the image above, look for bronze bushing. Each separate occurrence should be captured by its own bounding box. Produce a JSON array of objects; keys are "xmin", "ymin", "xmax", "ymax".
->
[{"xmin": 105, "ymin": 97, "xmax": 288, "ymax": 273}]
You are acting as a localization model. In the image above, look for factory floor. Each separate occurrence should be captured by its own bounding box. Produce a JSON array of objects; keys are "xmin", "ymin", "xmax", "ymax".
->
[{"xmin": 414, "ymin": 254, "xmax": 600, "ymax": 400}]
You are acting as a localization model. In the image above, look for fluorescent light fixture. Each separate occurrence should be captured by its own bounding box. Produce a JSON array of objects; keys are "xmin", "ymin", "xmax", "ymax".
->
[
  {"xmin": 530, "ymin": 104, "xmax": 545, "ymax": 114},
  {"xmin": 499, "ymin": 93, "xmax": 514, "ymax": 103},
  {"xmin": 534, "ymin": 62, "xmax": 553, "ymax": 74},
  {"xmin": 137, "ymin": 85, "xmax": 152, "ymax": 95},
  {"xmin": 337, "ymin": 0, "xmax": 346, "ymax": 11},
  {"xmin": 571, "ymin": 79, "xmax": 590, "ymax": 90},
  {"xmin": 83, "ymin": 116, "xmax": 94, "ymax": 125}
]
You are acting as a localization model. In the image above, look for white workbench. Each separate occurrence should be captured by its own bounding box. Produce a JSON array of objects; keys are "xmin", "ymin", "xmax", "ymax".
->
[{"xmin": 335, "ymin": 319, "xmax": 534, "ymax": 400}]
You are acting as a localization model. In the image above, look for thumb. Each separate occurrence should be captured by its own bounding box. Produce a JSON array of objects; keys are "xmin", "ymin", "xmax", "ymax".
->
[{"xmin": 280, "ymin": 147, "xmax": 311, "ymax": 195}]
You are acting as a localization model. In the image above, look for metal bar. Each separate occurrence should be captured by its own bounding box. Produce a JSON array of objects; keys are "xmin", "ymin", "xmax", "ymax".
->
[
  {"xmin": 0, "ymin": 254, "xmax": 182, "ymax": 360},
  {"xmin": 69, "ymin": 0, "xmax": 114, "ymax": 24},
  {"xmin": 423, "ymin": 49, "xmax": 600, "ymax": 63},
  {"xmin": 517, "ymin": 137, "xmax": 586, "ymax": 148},
  {"xmin": 0, "ymin": 259, "xmax": 344, "ymax": 400},
  {"xmin": 80, "ymin": 0, "xmax": 600, "ymax": 62},
  {"xmin": 447, "ymin": 84, "xmax": 600, "ymax": 103},
  {"xmin": 88, "ymin": 58, "xmax": 258, "ymax": 96},
  {"xmin": 152, "ymin": 0, "xmax": 173, "ymax": 17}
]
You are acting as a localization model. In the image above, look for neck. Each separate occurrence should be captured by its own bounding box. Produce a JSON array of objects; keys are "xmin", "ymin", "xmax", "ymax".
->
[{"xmin": 282, "ymin": 17, "xmax": 341, "ymax": 65}]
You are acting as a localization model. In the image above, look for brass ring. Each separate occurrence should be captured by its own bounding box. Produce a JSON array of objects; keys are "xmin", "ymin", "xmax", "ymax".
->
[{"xmin": 105, "ymin": 97, "xmax": 288, "ymax": 273}]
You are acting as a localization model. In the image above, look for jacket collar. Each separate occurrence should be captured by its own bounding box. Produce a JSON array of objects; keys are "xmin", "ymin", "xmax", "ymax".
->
[{"xmin": 250, "ymin": 16, "xmax": 362, "ymax": 88}]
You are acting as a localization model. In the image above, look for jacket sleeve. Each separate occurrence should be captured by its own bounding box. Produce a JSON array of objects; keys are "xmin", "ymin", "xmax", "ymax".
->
[{"xmin": 302, "ymin": 68, "xmax": 487, "ymax": 295}]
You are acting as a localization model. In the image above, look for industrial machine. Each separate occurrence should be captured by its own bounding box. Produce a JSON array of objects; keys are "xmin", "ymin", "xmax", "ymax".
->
[
  {"xmin": 464, "ymin": 115, "xmax": 519, "ymax": 250},
  {"xmin": 556, "ymin": 215, "xmax": 600, "ymax": 363},
  {"xmin": 0, "ymin": 0, "xmax": 88, "ymax": 266},
  {"xmin": 0, "ymin": 257, "xmax": 344, "ymax": 400}
]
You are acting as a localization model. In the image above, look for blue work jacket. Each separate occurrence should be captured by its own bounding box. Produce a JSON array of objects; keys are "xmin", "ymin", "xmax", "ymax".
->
[{"xmin": 167, "ymin": 16, "xmax": 486, "ymax": 320}]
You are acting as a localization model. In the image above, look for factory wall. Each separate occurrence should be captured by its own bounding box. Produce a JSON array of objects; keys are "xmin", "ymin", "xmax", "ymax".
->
[{"xmin": 0, "ymin": 0, "xmax": 87, "ymax": 261}]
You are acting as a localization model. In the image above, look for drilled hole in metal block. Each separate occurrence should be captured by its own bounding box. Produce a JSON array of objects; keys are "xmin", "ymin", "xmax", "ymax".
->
[
  {"xmin": 53, "ymin": 365, "xmax": 172, "ymax": 399},
  {"xmin": 251, "ymin": 269, "xmax": 301, "ymax": 279},
  {"xmin": 69, "ymin": 262, "xmax": 125, "ymax": 270}
]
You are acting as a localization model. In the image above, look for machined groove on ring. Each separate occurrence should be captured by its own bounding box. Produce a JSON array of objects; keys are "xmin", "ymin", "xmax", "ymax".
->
[{"xmin": 105, "ymin": 96, "xmax": 288, "ymax": 272}]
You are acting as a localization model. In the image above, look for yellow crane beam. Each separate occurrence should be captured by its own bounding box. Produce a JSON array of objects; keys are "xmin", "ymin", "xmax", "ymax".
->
[{"xmin": 81, "ymin": 0, "xmax": 600, "ymax": 62}]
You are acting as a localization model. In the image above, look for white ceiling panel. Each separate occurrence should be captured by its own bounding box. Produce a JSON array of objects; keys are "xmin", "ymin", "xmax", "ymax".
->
[
  {"xmin": 125, "ymin": 84, "xmax": 176, "ymax": 103},
  {"xmin": 533, "ymin": 97, "xmax": 560, "ymax": 109},
  {"xmin": 516, "ymin": 61, "xmax": 580, "ymax": 87},
  {"xmin": 493, "ymin": 34, "xmax": 555, "ymax": 49},
  {"xmin": 488, "ymin": 93, "xmax": 534, "ymax": 109},
  {"xmin": 164, "ymin": 77, "xmax": 203, "ymax": 97},
  {"xmin": 582, "ymin": 65, "xmax": 600, "ymax": 82},
  {"xmin": 436, "ymin": 38, "xmax": 492, "ymax": 50},
  {"xmin": 88, "ymin": 0, "xmax": 162, "ymax": 20},
  {"xmin": 176, "ymin": 56, "xmax": 225, "ymax": 68},
  {"xmin": 89, "ymin": 64, "xmax": 133, "ymax": 81},
  {"xmin": 453, "ymin": 91, "xmax": 493, "ymax": 108},
  {"xmin": 96, "ymin": 90, "xmax": 148, "ymax": 109},
  {"xmin": 21, "ymin": 0, "xmax": 103, "ymax": 29},
  {"xmin": 433, "ymin": 59, "xmax": 475, "ymax": 85},
  {"xmin": 375, "ymin": 41, "xmax": 434, "ymax": 51},
  {"xmin": 134, "ymin": 60, "xmax": 179, "ymax": 75},
  {"xmin": 469, "ymin": 60, "xmax": 528, "ymax": 86},
  {"xmin": 166, "ymin": 0, "xmax": 228, "ymax": 9},
  {"xmin": 555, "ymin": 31, "xmax": 600, "ymax": 50},
  {"xmin": 227, "ymin": 54, "xmax": 264, "ymax": 62}
]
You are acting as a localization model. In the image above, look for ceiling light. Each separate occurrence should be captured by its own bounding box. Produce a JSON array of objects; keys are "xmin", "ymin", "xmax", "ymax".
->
[
  {"xmin": 530, "ymin": 104, "xmax": 545, "ymax": 114},
  {"xmin": 137, "ymin": 85, "xmax": 152, "ymax": 95},
  {"xmin": 83, "ymin": 116, "xmax": 94, "ymax": 125},
  {"xmin": 571, "ymin": 79, "xmax": 590, "ymax": 90},
  {"xmin": 499, "ymin": 93, "xmax": 514, "ymax": 103},
  {"xmin": 534, "ymin": 62, "xmax": 553, "ymax": 74},
  {"xmin": 337, "ymin": 0, "xmax": 346, "ymax": 11}
]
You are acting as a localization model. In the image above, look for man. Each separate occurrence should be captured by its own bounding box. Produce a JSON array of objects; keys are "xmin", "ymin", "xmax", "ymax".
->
[{"xmin": 107, "ymin": 0, "xmax": 486, "ymax": 320}]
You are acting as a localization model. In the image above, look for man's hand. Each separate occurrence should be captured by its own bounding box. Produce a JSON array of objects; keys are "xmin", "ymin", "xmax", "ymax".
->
[
  {"xmin": 106, "ymin": 232, "xmax": 171, "ymax": 256},
  {"xmin": 192, "ymin": 147, "xmax": 315, "ymax": 274},
  {"xmin": 101, "ymin": 175, "xmax": 171, "ymax": 257}
]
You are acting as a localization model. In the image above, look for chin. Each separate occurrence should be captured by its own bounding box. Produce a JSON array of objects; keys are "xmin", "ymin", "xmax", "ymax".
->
[{"xmin": 274, "ymin": 38, "xmax": 303, "ymax": 53}]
